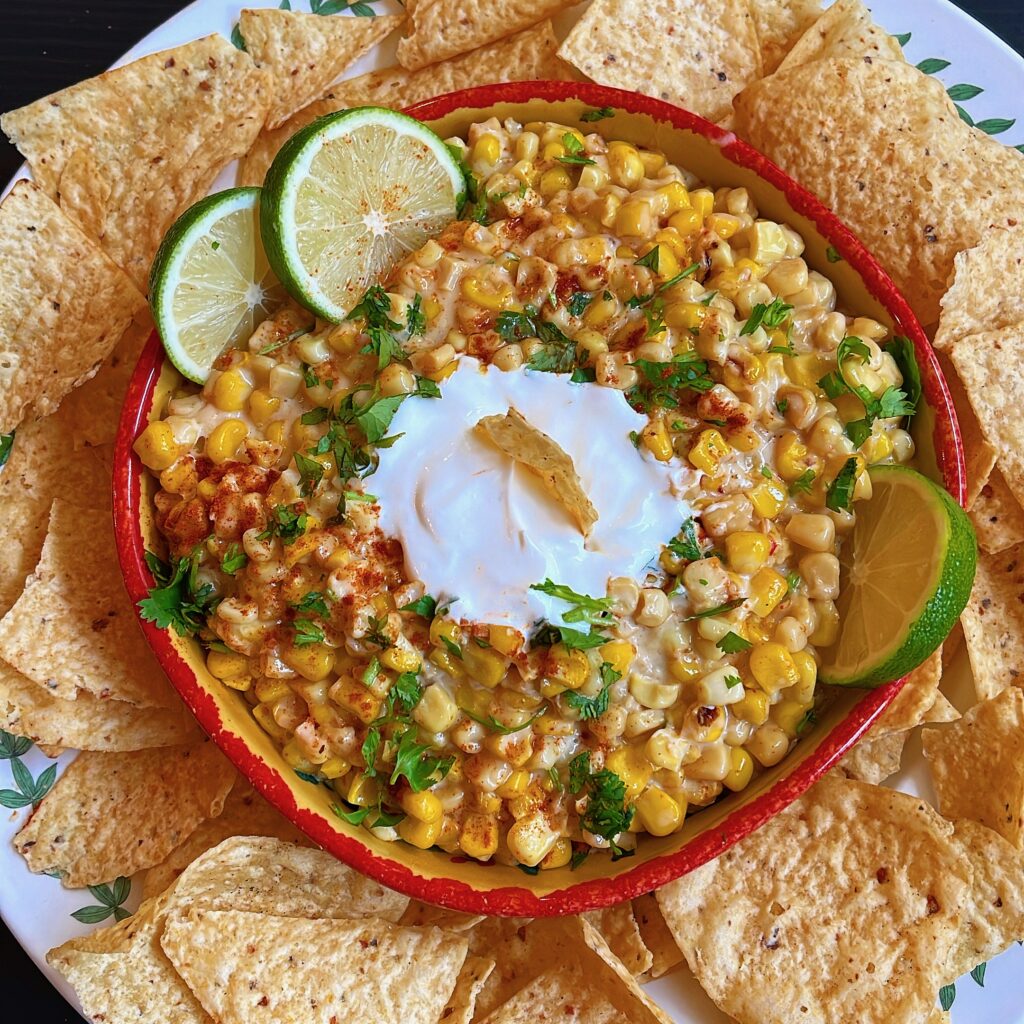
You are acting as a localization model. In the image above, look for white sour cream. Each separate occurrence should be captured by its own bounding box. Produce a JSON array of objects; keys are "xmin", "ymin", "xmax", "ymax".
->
[{"xmin": 372, "ymin": 358, "xmax": 689, "ymax": 632}]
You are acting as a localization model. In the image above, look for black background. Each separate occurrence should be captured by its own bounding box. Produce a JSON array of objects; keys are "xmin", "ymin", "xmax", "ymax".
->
[{"xmin": 0, "ymin": 0, "xmax": 1021, "ymax": 1016}]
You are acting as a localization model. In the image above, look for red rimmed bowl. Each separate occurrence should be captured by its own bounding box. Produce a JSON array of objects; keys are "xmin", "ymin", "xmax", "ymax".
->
[{"xmin": 113, "ymin": 80, "xmax": 964, "ymax": 917}]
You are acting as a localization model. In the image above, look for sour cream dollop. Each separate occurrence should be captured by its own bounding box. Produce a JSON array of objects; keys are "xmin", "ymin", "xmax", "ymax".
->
[{"xmin": 372, "ymin": 358, "xmax": 689, "ymax": 632}]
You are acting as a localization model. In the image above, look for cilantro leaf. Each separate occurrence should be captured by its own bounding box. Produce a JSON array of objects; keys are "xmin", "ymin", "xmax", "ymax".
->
[
  {"xmin": 390, "ymin": 727, "xmax": 455, "ymax": 792},
  {"xmin": 559, "ymin": 133, "xmax": 595, "ymax": 165},
  {"xmin": 293, "ymin": 618, "xmax": 326, "ymax": 646},
  {"xmin": 392, "ymin": 671, "xmax": 423, "ymax": 714},
  {"xmin": 884, "ymin": 336, "xmax": 922, "ymax": 417},
  {"xmin": 580, "ymin": 106, "xmax": 614, "ymax": 122},
  {"xmin": 259, "ymin": 504, "xmax": 308, "ymax": 544},
  {"xmin": 347, "ymin": 284, "xmax": 401, "ymax": 330},
  {"xmin": 361, "ymin": 327, "xmax": 405, "ymax": 369},
  {"xmin": 531, "ymin": 622, "xmax": 609, "ymax": 650},
  {"xmin": 684, "ymin": 598, "xmax": 744, "ymax": 621},
  {"xmin": 354, "ymin": 393, "xmax": 406, "ymax": 444},
  {"xmin": 567, "ymin": 291, "xmax": 593, "ymax": 318},
  {"xmin": 826, "ymin": 245, "xmax": 842, "ymax": 263},
  {"xmin": 740, "ymin": 298, "xmax": 793, "ymax": 336},
  {"xmin": 627, "ymin": 352, "xmax": 714, "ymax": 413},
  {"xmin": 221, "ymin": 543, "xmax": 248, "ymax": 575},
  {"xmin": 0, "ymin": 432, "xmax": 13, "ymax": 470},
  {"xmin": 667, "ymin": 518, "xmax": 703, "ymax": 562},
  {"xmin": 565, "ymin": 662, "xmax": 621, "ymax": 720},
  {"xmin": 440, "ymin": 634, "xmax": 463, "ymax": 660},
  {"xmin": 138, "ymin": 546, "xmax": 218, "ymax": 638},
  {"xmin": 460, "ymin": 707, "xmax": 545, "ymax": 734},
  {"xmin": 406, "ymin": 293, "xmax": 426, "ymax": 336},
  {"xmin": 579, "ymin": 767, "xmax": 635, "ymax": 842},
  {"xmin": 569, "ymin": 751, "xmax": 592, "ymax": 793},
  {"xmin": 401, "ymin": 594, "xmax": 437, "ymax": 618},
  {"xmin": 789, "ymin": 469, "xmax": 816, "ymax": 495},
  {"xmin": 291, "ymin": 590, "xmax": 331, "ymax": 617},
  {"xmin": 634, "ymin": 246, "xmax": 660, "ymax": 271},
  {"xmin": 826, "ymin": 456, "xmax": 859, "ymax": 512},
  {"xmin": 716, "ymin": 631, "xmax": 752, "ymax": 654},
  {"xmin": 294, "ymin": 452, "xmax": 324, "ymax": 497}
]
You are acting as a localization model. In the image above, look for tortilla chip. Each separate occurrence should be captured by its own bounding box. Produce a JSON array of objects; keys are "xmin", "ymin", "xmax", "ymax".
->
[
  {"xmin": 0, "ymin": 658, "xmax": 199, "ymax": 752},
  {"xmin": 0, "ymin": 419, "xmax": 112, "ymax": 617},
  {"xmin": 970, "ymin": 467, "xmax": 1024, "ymax": 555},
  {"xmin": 400, "ymin": 900, "xmax": 485, "ymax": 932},
  {"xmin": 959, "ymin": 542, "xmax": 1024, "ymax": 699},
  {"xmin": 238, "ymin": 22, "xmax": 566, "ymax": 187},
  {"xmin": 632, "ymin": 893, "xmax": 683, "ymax": 980},
  {"xmin": 558, "ymin": 0, "xmax": 762, "ymax": 125},
  {"xmin": 397, "ymin": 0, "xmax": 574, "ymax": 71},
  {"xmin": 923, "ymin": 687, "xmax": 1024, "ymax": 848},
  {"xmin": 583, "ymin": 905, "xmax": 654, "ymax": 976},
  {"xmin": 239, "ymin": 8, "xmax": 404, "ymax": 130},
  {"xmin": 0, "ymin": 500, "xmax": 181, "ymax": 709},
  {"xmin": 748, "ymin": 0, "xmax": 822, "ymax": 74},
  {"xmin": 935, "ymin": 224, "xmax": 1024, "ymax": 350},
  {"xmin": 478, "ymin": 407, "xmax": 597, "ymax": 535},
  {"xmin": 869, "ymin": 649, "xmax": 944, "ymax": 737},
  {"xmin": 443, "ymin": 955, "xmax": 495, "ymax": 1024},
  {"xmin": 15, "ymin": 741, "xmax": 234, "ymax": 886},
  {"xmin": 161, "ymin": 908, "xmax": 468, "ymax": 1024},
  {"xmin": 834, "ymin": 728, "xmax": 907, "ymax": 785},
  {"xmin": 2, "ymin": 35, "xmax": 270, "ymax": 289},
  {"xmin": 657, "ymin": 775, "xmax": 970, "ymax": 1024},
  {"xmin": 58, "ymin": 313, "xmax": 153, "ymax": 450},
  {"xmin": 0, "ymin": 181, "xmax": 146, "ymax": 433},
  {"xmin": 141, "ymin": 785, "xmax": 311, "ymax": 900},
  {"xmin": 947, "ymin": 818, "xmax": 1024, "ymax": 978},
  {"xmin": 922, "ymin": 692, "xmax": 960, "ymax": 725},
  {"xmin": 733, "ymin": 59, "xmax": 1024, "ymax": 326},
  {"xmin": 776, "ymin": 0, "xmax": 904, "ymax": 72},
  {"xmin": 947, "ymin": 325, "xmax": 1024, "ymax": 512}
]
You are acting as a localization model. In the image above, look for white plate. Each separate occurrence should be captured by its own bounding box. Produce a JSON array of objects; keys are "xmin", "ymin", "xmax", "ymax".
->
[{"xmin": 2, "ymin": 1, "xmax": 1022, "ymax": 1020}]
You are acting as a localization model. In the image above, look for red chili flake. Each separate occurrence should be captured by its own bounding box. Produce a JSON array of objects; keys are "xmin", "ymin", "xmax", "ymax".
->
[
  {"xmin": 926, "ymin": 895, "xmax": 940, "ymax": 915},
  {"xmin": 876, "ymin": 867, "xmax": 889, "ymax": 884}
]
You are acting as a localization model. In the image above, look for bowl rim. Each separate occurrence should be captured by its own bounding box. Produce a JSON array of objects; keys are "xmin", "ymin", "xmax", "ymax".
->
[{"xmin": 112, "ymin": 79, "xmax": 965, "ymax": 917}]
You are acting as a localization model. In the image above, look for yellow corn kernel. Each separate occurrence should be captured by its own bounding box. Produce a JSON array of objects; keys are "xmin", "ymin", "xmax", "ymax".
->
[
  {"xmin": 833, "ymin": 392, "xmax": 866, "ymax": 424},
  {"xmin": 723, "ymin": 747, "xmax": 754, "ymax": 792},
  {"xmin": 652, "ymin": 229, "xmax": 689, "ymax": 264},
  {"xmin": 579, "ymin": 163, "xmax": 610, "ymax": 190},
  {"xmin": 429, "ymin": 617, "xmax": 460, "ymax": 646},
  {"xmin": 728, "ymin": 426, "xmax": 761, "ymax": 453},
  {"xmin": 197, "ymin": 478, "xmax": 218, "ymax": 502},
  {"xmin": 159, "ymin": 458, "xmax": 195, "ymax": 495},
  {"xmin": 638, "ymin": 149, "xmax": 665, "ymax": 175},
  {"xmin": 583, "ymin": 295, "xmax": 618, "ymax": 328},
  {"xmin": 546, "ymin": 644, "xmax": 589, "ymax": 690},
  {"xmin": 463, "ymin": 644, "xmax": 510, "ymax": 689},
  {"xmin": 252, "ymin": 702, "xmax": 289, "ymax": 741},
  {"xmin": 861, "ymin": 432, "xmax": 894, "ymax": 464},
  {"xmin": 749, "ymin": 642, "xmax": 800, "ymax": 696},
  {"xmin": 265, "ymin": 420, "xmax": 286, "ymax": 447},
  {"xmin": 414, "ymin": 685, "xmax": 459, "ymax": 733},
  {"xmin": 429, "ymin": 646, "xmax": 466, "ymax": 680},
  {"xmin": 775, "ymin": 433, "xmax": 813, "ymax": 482},
  {"xmin": 784, "ymin": 353, "xmax": 831, "ymax": 389},
  {"xmin": 605, "ymin": 745, "xmax": 652, "ymax": 799},
  {"xmin": 460, "ymin": 813, "xmax": 499, "ymax": 860},
  {"xmin": 810, "ymin": 601, "xmax": 840, "ymax": 647},
  {"xmin": 665, "ymin": 301, "xmax": 707, "ymax": 332},
  {"xmin": 206, "ymin": 418, "xmax": 249, "ymax": 465},
  {"xmin": 707, "ymin": 213, "xmax": 741, "ymax": 239},
  {"xmin": 538, "ymin": 836, "xmax": 571, "ymax": 869},
  {"xmin": 398, "ymin": 814, "xmax": 443, "ymax": 849},
  {"xmin": 607, "ymin": 142, "xmax": 644, "ymax": 188},
  {"xmin": 331, "ymin": 675, "xmax": 383, "ymax": 723},
  {"xmin": 507, "ymin": 811, "xmax": 557, "ymax": 866},
  {"xmin": 615, "ymin": 200, "xmax": 653, "ymax": 238},
  {"xmin": 690, "ymin": 189, "xmax": 714, "ymax": 218},
  {"xmin": 284, "ymin": 530, "xmax": 321, "ymax": 568},
  {"xmin": 254, "ymin": 679, "xmax": 290, "ymax": 705},
  {"xmin": 471, "ymin": 133, "xmax": 501, "ymax": 166},
  {"xmin": 745, "ymin": 617, "xmax": 773, "ymax": 644},
  {"xmin": 488, "ymin": 624, "xmax": 522, "ymax": 656},
  {"xmin": 496, "ymin": 769, "xmax": 530, "ymax": 799},
  {"xmin": 474, "ymin": 792, "xmax": 502, "ymax": 814},
  {"xmin": 220, "ymin": 673, "xmax": 253, "ymax": 692},
  {"xmin": 541, "ymin": 140, "xmax": 566, "ymax": 161},
  {"xmin": 380, "ymin": 646, "xmax": 421, "ymax": 674},
  {"xmin": 207, "ymin": 649, "xmax": 248, "ymax": 680},
  {"xmin": 212, "ymin": 369, "xmax": 253, "ymax": 412},
  {"xmin": 320, "ymin": 756, "xmax": 349, "ymax": 780},
  {"xmin": 688, "ymin": 428, "xmax": 729, "ymax": 474},
  {"xmin": 657, "ymin": 181, "xmax": 691, "ymax": 215},
  {"xmin": 133, "ymin": 421, "xmax": 184, "ymax": 472},
  {"xmin": 539, "ymin": 167, "xmax": 572, "ymax": 198},
  {"xmin": 636, "ymin": 787, "xmax": 684, "ymax": 836},
  {"xmin": 641, "ymin": 419, "xmax": 674, "ymax": 462},
  {"xmin": 725, "ymin": 532, "xmax": 771, "ymax": 574},
  {"xmin": 749, "ymin": 567, "xmax": 789, "ymax": 618},
  {"xmin": 792, "ymin": 650, "xmax": 817, "ymax": 690},
  {"xmin": 733, "ymin": 688, "xmax": 770, "ymax": 726},
  {"xmin": 462, "ymin": 275, "xmax": 512, "ymax": 311},
  {"xmin": 668, "ymin": 650, "xmax": 703, "ymax": 684},
  {"xmin": 646, "ymin": 244, "xmax": 680, "ymax": 283},
  {"xmin": 281, "ymin": 739, "xmax": 315, "ymax": 772},
  {"xmin": 599, "ymin": 640, "xmax": 635, "ymax": 677},
  {"xmin": 748, "ymin": 480, "xmax": 787, "ymax": 519},
  {"xmin": 669, "ymin": 208, "xmax": 703, "ymax": 236},
  {"xmin": 401, "ymin": 789, "xmax": 443, "ymax": 823},
  {"xmin": 773, "ymin": 699, "xmax": 812, "ymax": 738},
  {"xmin": 248, "ymin": 388, "xmax": 282, "ymax": 428},
  {"xmin": 540, "ymin": 678, "xmax": 566, "ymax": 698},
  {"xmin": 346, "ymin": 772, "xmax": 379, "ymax": 807}
]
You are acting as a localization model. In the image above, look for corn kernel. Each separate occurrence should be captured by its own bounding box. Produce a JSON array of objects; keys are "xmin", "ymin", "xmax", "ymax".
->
[
  {"xmin": 784, "ymin": 353, "xmax": 831, "ymax": 390},
  {"xmin": 506, "ymin": 811, "xmax": 557, "ymax": 866},
  {"xmin": 284, "ymin": 530, "xmax": 321, "ymax": 568},
  {"xmin": 606, "ymin": 745, "xmax": 652, "ymax": 799},
  {"xmin": 380, "ymin": 645, "xmax": 421, "ymax": 674},
  {"xmin": 463, "ymin": 643, "xmax": 509, "ymax": 688},
  {"xmin": 212, "ymin": 369, "xmax": 253, "ymax": 412},
  {"xmin": 608, "ymin": 142, "xmax": 644, "ymax": 188},
  {"xmin": 861, "ymin": 432, "xmax": 894, "ymax": 464},
  {"xmin": 541, "ymin": 836, "xmax": 573, "ymax": 869},
  {"xmin": 413, "ymin": 685, "xmax": 459, "ymax": 733},
  {"xmin": 539, "ymin": 167, "xmax": 572, "ymax": 198},
  {"xmin": 690, "ymin": 189, "xmax": 714, "ymax": 218},
  {"xmin": 749, "ymin": 642, "xmax": 800, "ymax": 696},
  {"xmin": 254, "ymin": 678, "xmax": 290, "ymax": 704},
  {"xmin": 599, "ymin": 640, "xmax": 634, "ymax": 677},
  {"xmin": 401, "ymin": 790, "xmax": 443, "ymax": 823},
  {"xmin": 330, "ymin": 675, "xmax": 383, "ymax": 723},
  {"xmin": 688, "ymin": 428, "xmax": 729, "ymax": 474},
  {"xmin": 724, "ymin": 532, "xmax": 771, "ymax": 574},
  {"xmin": 810, "ymin": 600, "xmax": 840, "ymax": 646},
  {"xmin": 346, "ymin": 772, "xmax": 379, "ymax": 807},
  {"xmin": 206, "ymin": 418, "xmax": 249, "ymax": 465},
  {"xmin": 429, "ymin": 646, "xmax": 466, "ymax": 680},
  {"xmin": 775, "ymin": 432, "xmax": 813, "ymax": 482},
  {"xmin": 668, "ymin": 650, "xmax": 703, "ymax": 683},
  {"xmin": 833, "ymin": 392, "xmax": 866, "ymax": 423},
  {"xmin": 728, "ymin": 425, "xmax": 761, "ymax": 453},
  {"xmin": 792, "ymin": 649, "xmax": 817, "ymax": 691},
  {"xmin": 733, "ymin": 688, "xmax": 770, "ymax": 726},
  {"xmin": 248, "ymin": 388, "xmax": 282, "ymax": 428},
  {"xmin": 197, "ymin": 478, "xmax": 218, "ymax": 501},
  {"xmin": 707, "ymin": 213, "xmax": 741, "ymax": 239},
  {"xmin": 133, "ymin": 421, "xmax": 184, "ymax": 471},
  {"xmin": 320, "ymin": 756, "xmax": 349, "ymax": 780},
  {"xmin": 636, "ymin": 787, "xmax": 684, "ymax": 836},
  {"xmin": 723, "ymin": 747, "xmax": 754, "ymax": 791},
  {"xmin": 546, "ymin": 644, "xmax": 589, "ymax": 690},
  {"xmin": 471, "ymin": 133, "xmax": 501, "ymax": 167},
  {"xmin": 657, "ymin": 181, "xmax": 691, "ymax": 215},
  {"xmin": 486, "ymin": 624, "xmax": 521, "ymax": 655},
  {"xmin": 641, "ymin": 419, "xmax": 674, "ymax": 462},
  {"xmin": 220, "ymin": 673, "xmax": 253, "ymax": 692},
  {"xmin": 748, "ymin": 480, "xmax": 787, "ymax": 519},
  {"xmin": 669, "ymin": 208, "xmax": 703, "ymax": 236},
  {"xmin": 206, "ymin": 649, "xmax": 248, "ymax": 680},
  {"xmin": 773, "ymin": 699, "xmax": 812, "ymax": 738},
  {"xmin": 462, "ymin": 275, "xmax": 512, "ymax": 311},
  {"xmin": 460, "ymin": 813, "xmax": 499, "ymax": 860},
  {"xmin": 615, "ymin": 200, "xmax": 653, "ymax": 238},
  {"xmin": 252, "ymin": 702, "xmax": 288, "ymax": 741},
  {"xmin": 398, "ymin": 814, "xmax": 443, "ymax": 849},
  {"xmin": 496, "ymin": 769, "xmax": 530, "ymax": 799},
  {"xmin": 749, "ymin": 567, "xmax": 789, "ymax": 617},
  {"xmin": 281, "ymin": 739, "xmax": 314, "ymax": 772}
]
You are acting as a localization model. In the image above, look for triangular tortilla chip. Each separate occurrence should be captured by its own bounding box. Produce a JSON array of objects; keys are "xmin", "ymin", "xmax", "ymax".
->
[
  {"xmin": 923, "ymin": 687, "xmax": 1024, "ymax": 848},
  {"xmin": 776, "ymin": 0, "xmax": 904, "ymax": 72},
  {"xmin": 443, "ymin": 955, "xmax": 495, "ymax": 1024},
  {"xmin": 2, "ymin": 35, "xmax": 270, "ymax": 288},
  {"xmin": 970, "ymin": 466, "xmax": 1024, "ymax": 555},
  {"xmin": 477, "ymin": 407, "xmax": 597, "ymax": 535},
  {"xmin": 632, "ymin": 893, "xmax": 683, "ymax": 980},
  {"xmin": 14, "ymin": 741, "xmax": 234, "ymax": 886},
  {"xmin": 583, "ymin": 905, "xmax": 654, "ymax": 976},
  {"xmin": 558, "ymin": 0, "xmax": 762, "ymax": 125},
  {"xmin": 734, "ymin": 58, "xmax": 1024, "ymax": 325},
  {"xmin": 748, "ymin": 0, "xmax": 822, "ymax": 74},
  {"xmin": 238, "ymin": 22, "xmax": 566, "ymax": 187},
  {"xmin": 239, "ymin": 8, "xmax": 404, "ymax": 129},
  {"xmin": 161, "ymin": 908, "xmax": 468, "ymax": 1024},
  {"xmin": 0, "ymin": 658, "xmax": 199, "ymax": 752},
  {"xmin": 397, "ymin": 0, "xmax": 573, "ymax": 71},
  {"xmin": 0, "ymin": 180, "xmax": 146, "ymax": 433},
  {"xmin": 0, "ymin": 500, "xmax": 181, "ymax": 708},
  {"xmin": 834, "ymin": 728, "xmax": 907, "ymax": 785},
  {"xmin": 868, "ymin": 649, "xmax": 944, "ymax": 737},
  {"xmin": 657, "ymin": 775, "xmax": 970, "ymax": 1024}
]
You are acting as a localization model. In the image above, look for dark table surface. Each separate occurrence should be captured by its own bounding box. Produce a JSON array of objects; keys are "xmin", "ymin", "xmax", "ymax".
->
[{"xmin": 0, "ymin": 0, "xmax": 1022, "ymax": 1016}]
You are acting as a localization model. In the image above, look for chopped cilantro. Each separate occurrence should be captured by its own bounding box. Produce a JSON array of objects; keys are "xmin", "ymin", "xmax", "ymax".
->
[
  {"xmin": 300, "ymin": 406, "xmax": 330, "ymax": 425},
  {"xmin": 139, "ymin": 546, "xmax": 218, "ymax": 638},
  {"xmin": 390, "ymin": 726, "xmax": 455, "ymax": 792},
  {"xmin": 291, "ymin": 590, "xmax": 331, "ymax": 617},
  {"xmin": 400, "ymin": 594, "xmax": 437, "ymax": 619},
  {"xmin": 406, "ymin": 294, "xmax": 426, "ymax": 336},
  {"xmin": 570, "ymin": 757, "xmax": 635, "ymax": 847},
  {"xmin": 786, "ymin": 571, "xmax": 802, "ymax": 593},
  {"xmin": 717, "ymin": 631, "xmax": 752, "ymax": 654},
  {"xmin": 684, "ymin": 598, "xmax": 744, "ymax": 621},
  {"xmin": 0, "ymin": 432, "xmax": 12, "ymax": 469},
  {"xmin": 496, "ymin": 306, "xmax": 583, "ymax": 374},
  {"xmin": 531, "ymin": 622, "xmax": 609, "ymax": 650},
  {"xmin": 391, "ymin": 670, "xmax": 423, "ymax": 714},
  {"xmin": 530, "ymin": 579, "xmax": 613, "ymax": 630},
  {"xmin": 547, "ymin": 766, "xmax": 564, "ymax": 792},
  {"xmin": 789, "ymin": 469, "xmax": 816, "ymax": 495},
  {"xmin": 634, "ymin": 246, "xmax": 661, "ymax": 271},
  {"xmin": 559, "ymin": 132, "xmax": 595, "ymax": 165},
  {"xmin": 294, "ymin": 452, "xmax": 325, "ymax": 497},
  {"xmin": 568, "ymin": 291, "xmax": 593, "ymax": 318},
  {"xmin": 220, "ymin": 543, "xmax": 248, "ymax": 575},
  {"xmin": 580, "ymin": 106, "xmax": 614, "ymax": 122},
  {"xmin": 775, "ymin": 397, "xmax": 789, "ymax": 414},
  {"xmin": 293, "ymin": 618, "xmax": 325, "ymax": 646},
  {"xmin": 795, "ymin": 708, "xmax": 818, "ymax": 736},
  {"xmin": 740, "ymin": 298, "xmax": 793, "ymax": 336},
  {"xmin": 826, "ymin": 456, "xmax": 859, "ymax": 512},
  {"xmin": 666, "ymin": 518, "xmax": 703, "ymax": 563},
  {"xmin": 723, "ymin": 674, "xmax": 743, "ymax": 689},
  {"xmin": 761, "ymin": 465, "xmax": 774, "ymax": 478},
  {"xmin": 826, "ymin": 245, "xmax": 842, "ymax": 263},
  {"xmin": 440, "ymin": 634, "xmax": 463, "ymax": 660},
  {"xmin": 626, "ymin": 352, "xmax": 714, "ymax": 413},
  {"xmin": 259, "ymin": 503, "xmax": 308, "ymax": 544},
  {"xmin": 460, "ymin": 707, "xmax": 545, "ymax": 734},
  {"xmin": 885, "ymin": 336, "xmax": 922, "ymax": 416},
  {"xmin": 565, "ymin": 662, "xmax": 621, "ymax": 720},
  {"xmin": 363, "ymin": 615, "xmax": 393, "ymax": 649}
]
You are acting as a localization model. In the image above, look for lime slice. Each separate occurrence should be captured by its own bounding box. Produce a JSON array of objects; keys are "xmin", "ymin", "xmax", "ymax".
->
[
  {"xmin": 260, "ymin": 106, "xmax": 465, "ymax": 322},
  {"xmin": 819, "ymin": 465, "xmax": 977, "ymax": 688},
  {"xmin": 150, "ymin": 187, "xmax": 287, "ymax": 383}
]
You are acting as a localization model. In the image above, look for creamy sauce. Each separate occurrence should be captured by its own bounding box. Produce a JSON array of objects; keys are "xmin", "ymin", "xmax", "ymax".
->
[{"xmin": 372, "ymin": 357, "xmax": 689, "ymax": 631}]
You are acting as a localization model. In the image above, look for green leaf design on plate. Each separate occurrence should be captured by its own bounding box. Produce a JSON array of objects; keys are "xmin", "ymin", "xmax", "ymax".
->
[
  {"xmin": 947, "ymin": 83, "xmax": 984, "ymax": 101},
  {"xmin": 0, "ymin": 753, "xmax": 57, "ymax": 808},
  {"xmin": 229, "ymin": 22, "xmax": 246, "ymax": 50},
  {"xmin": 0, "ymin": 729, "xmax": 31, "ymax": 760},
  {"xmin": 938, "ymin": 983, "xmax": 956, "ymax": 1011},
  {"xmin": 917, "ymin": 57, "xmax": 951, "ymax": 75},
  {"xmin": 970, "ymin": 961, "xmax": 987, "ymax": 987},
  {"xmin": 71, "ymin": 877, "xmax": 132, "ymax": 924},
  {"xmin": 975, "ymin": 117, "xmax": 1016, "ymax": 136},
  {"xmin": 956, "ymin": 104, "xmax": 975, "ymax": 126},
  {"xmin": 893, "ymin": 31, "xmax": 911, "ymax": 46},
  {"xmin": 0, "ymin": 432, "xmax": 13, "ymax": 470}
]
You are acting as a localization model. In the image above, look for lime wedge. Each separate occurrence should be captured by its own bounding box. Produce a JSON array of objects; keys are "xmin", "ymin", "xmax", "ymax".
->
[
  {"xmin": 819, "ymin": 465, "xmax": 977, "ymax": 688},
  {"xmin": 260, "ymin": 106, "xmax": 465, "ymax": 322},
  {"xmin": 150, "ymin": 187, "xmax": 287, "ymax": 383}
]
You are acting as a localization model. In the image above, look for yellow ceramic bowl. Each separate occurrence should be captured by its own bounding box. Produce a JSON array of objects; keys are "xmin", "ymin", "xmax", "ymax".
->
[{"xmin": 113, "ymin": 82, "xmax": 965, "ymax": 916}]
